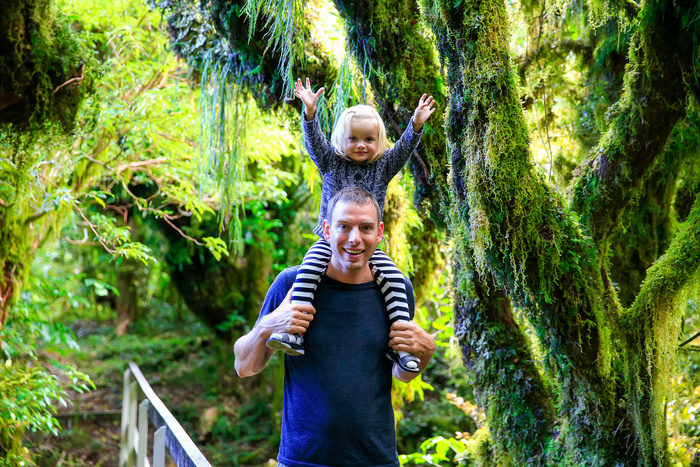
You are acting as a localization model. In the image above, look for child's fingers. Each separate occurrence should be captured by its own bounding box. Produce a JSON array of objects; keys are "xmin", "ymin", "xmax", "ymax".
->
[
  {"xmin": 306, "ymin": 77, "xmax": 311, "ymax": 89},
  {"xmin": 315, "ymin": 87, "xmax": 325, "ymax": 98}
]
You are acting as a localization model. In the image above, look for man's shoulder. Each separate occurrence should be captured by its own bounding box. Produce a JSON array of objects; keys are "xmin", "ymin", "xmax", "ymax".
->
[
  {"xmin": 256, "ymin": 266, "xmax": 300, "ymax": 323},
  {"xmin": 271, "ymin": 266, "xmax": 300, "ymax": 293},
  {"xmin": 403, "ymin": 276, "xmax": 414, "ymax": 294}
]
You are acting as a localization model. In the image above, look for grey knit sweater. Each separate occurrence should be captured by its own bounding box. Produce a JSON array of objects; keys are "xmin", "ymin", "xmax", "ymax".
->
[{"xmin": 303, "ymin": 112, "xmax": 423, "ymax": 236}]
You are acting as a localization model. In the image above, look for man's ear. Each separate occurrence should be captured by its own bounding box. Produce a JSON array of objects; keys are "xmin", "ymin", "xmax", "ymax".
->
[
  {"xmin": 377, "ymin": 221, "xmax": 384, "ymax": 242},
  {"xmin": 322, "ymin": 219, "xmax": 331, "ymax": 241}
]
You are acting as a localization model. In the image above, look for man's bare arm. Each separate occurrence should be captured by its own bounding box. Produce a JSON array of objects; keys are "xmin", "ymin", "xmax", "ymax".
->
[
  {"xmin": 233, "ymin": 326, "xmax": 276, "ymax": 378},
  {"xmin": 389, "ymin": 321, "xmax": 436, "ymax": 383},
  {"xmin": 234, "ymin": 289, "xmax": 315, "ymax": 378}
]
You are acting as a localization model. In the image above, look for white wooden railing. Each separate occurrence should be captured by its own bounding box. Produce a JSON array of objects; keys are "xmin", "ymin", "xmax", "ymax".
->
[{"xmin": 119, "ymin": 362, "xmax": 212, "ymax": 467}]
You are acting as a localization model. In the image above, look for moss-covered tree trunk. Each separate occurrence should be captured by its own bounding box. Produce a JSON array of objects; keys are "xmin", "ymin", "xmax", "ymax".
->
[
  {"xmin": 0, "ymin": 264, "xmax": 16, "ymax": 338},
  {"xmin": 418, "ymin": 0, "xmax": 700, "ymax": 462},
  {"xmin": 0, "ymin": 0, "xmax": 90, "ymax": 458},
  {"xmin": 0, "ymin": 0, "xmax": 90, "ymax": 317}
]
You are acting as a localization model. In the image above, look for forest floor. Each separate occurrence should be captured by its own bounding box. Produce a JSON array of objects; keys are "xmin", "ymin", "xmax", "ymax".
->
[{"xmin": 28, "ymin": 317, "xmax": 285, "ymax": 466}]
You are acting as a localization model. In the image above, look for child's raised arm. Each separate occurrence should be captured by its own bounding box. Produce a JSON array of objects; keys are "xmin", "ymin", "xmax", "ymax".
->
[
  {"xmin": 412, "ymin": 94, "xmax": 436, "ymax": 132},
  {"xmin": 294, "ymin": 78, "xmax": 325, "ymax": 121}
]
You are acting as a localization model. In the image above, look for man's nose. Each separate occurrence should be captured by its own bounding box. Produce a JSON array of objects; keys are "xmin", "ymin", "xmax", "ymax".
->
[{"xmin": 348, "ymin": 228, "xmax": 360, "ymax": 243}]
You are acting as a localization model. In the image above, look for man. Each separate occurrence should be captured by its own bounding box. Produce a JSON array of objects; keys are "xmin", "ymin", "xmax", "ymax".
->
[{"xmin": 234, "ymin": 187, "xmax": 435, "ymax": 467}]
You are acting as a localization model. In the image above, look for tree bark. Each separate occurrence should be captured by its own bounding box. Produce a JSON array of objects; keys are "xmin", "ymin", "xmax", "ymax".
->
[
  {"xmin": 115, "ymin": 260, "xmax": 138, "ymax": 336},
  {"xmin": 0, "ymin": 263, "xmax": 14, "ymax": 345}
]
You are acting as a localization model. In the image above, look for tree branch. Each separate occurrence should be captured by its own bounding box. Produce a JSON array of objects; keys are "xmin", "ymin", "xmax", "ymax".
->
[
  {"xmin": 53, "ymin": 64, "xmax": 85, "ymax": 94},
  {"xmin": 679, "ymin": 331, "xmax": 700, "ymax": 349},
  {"xmin": 162, "ymin": 215, "xmax": 205, "ymax": 246},
  {"xmin": 73, "ymin": 203, "xmax": 116, "ymax": 255},
  {"xmin": 569, "ymin": 0, "xmax": 694, "ymax": 247},
  {"xmin": 625, "ymin": 192, "xmax": 700, "ymax": 464},
  {"xmin": 115, "ymin": 157, "xmax": 168, "ymax": 175}
]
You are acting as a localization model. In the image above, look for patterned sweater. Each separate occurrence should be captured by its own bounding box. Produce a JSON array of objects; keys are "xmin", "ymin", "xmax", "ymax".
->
[{"xmin": 303, "ymin": 112, "xmax": 423, "ymax": 236}]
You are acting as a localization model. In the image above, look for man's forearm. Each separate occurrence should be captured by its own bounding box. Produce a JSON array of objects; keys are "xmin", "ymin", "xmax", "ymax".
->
[{"xmin": 234, "ymin": 325, "xmax": 274, "ymax": 378}]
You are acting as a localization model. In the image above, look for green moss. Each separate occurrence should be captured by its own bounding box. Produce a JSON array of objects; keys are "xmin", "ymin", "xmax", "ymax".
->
[
  {"xmin": 0, "ymin": 0, "xmax": 94, "ymax": 130},
  {"xmin": 569, "ymin": 0, "xmax": 692, "ymax": 252},
  {"xmin": 624, "ymin": 193, "xmax": 700, "ymax": 465},
  {"xmin": 606, "ymin": 107, "xmax": 700, "ymax": 307},
  {"xmin": 463, "ymin": 428, "xmax": 497, "ymax": 466},
  {"xmin": 418, "ymin": 0, "xmax": 634, "ymax": 461}
]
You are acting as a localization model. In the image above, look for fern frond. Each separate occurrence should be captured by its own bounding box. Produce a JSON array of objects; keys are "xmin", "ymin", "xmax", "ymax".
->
[
  {"xmin": 198, "ymin": 50, "xmax": 247, "ymax": 256},
  {"xmin": 243, "ymin": 0, "xmax": 308, "ymax": 99}
]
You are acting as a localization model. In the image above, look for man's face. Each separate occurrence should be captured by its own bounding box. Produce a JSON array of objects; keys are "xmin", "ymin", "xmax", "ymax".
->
[{"xmin": 323, "ymin": 200, "xmax": 384, "ymax": 278}]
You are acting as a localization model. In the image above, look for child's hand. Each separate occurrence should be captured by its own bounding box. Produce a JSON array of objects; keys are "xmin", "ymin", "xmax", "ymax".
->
[
  {"xmin": 413, "ymin": 94, "xmax": 436, "ymax": 132},
  {"xmin": 294, "ymin": 78, "xmax": 325, "ymax": 121}
]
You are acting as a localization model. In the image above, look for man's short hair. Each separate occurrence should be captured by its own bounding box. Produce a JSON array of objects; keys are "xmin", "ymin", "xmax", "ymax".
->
[{"xmin": 327, "ymin": 187, "xmax": 382, "ymax": 225}]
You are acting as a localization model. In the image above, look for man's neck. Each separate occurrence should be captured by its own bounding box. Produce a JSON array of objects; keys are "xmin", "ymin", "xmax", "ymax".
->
[{"xmin": 324, "ymin": 263, "xmax": 374, "ymax": 284}]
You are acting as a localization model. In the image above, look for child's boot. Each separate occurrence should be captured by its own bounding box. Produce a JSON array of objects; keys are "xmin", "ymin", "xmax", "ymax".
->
[
  {"xmin": 267, "ymin": 332, "xmax": 305, "ymax": 356},
  {"xmin": 387, "ymin": 349, "xmax": 420, "ymax": 373}
]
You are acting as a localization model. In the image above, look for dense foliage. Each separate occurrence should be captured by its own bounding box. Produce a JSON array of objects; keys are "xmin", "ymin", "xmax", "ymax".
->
[{"xmin": 1, "ymin": 0, "xmax": 700, "ymax": 464}]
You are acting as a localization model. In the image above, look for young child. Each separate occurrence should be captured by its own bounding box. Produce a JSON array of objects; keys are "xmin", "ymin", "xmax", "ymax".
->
[{"xmin": 266, "ymin": 77, "xmax": 435, "ymax": 373}]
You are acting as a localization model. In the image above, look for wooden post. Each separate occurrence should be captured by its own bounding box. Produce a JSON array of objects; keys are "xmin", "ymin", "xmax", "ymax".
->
[
  {"xmin": 119, "ymin": 368, "xmax": 132, "ymax": 467},
  {"xmin": 153, "ymin": 426, "xmax": 166, "ymax": 467},
  {"xmin": 128, "ymin": 380, "xmax": 138, "ymax": 466},
  {"xmin": 138, "ymin": 399, "xmax": 150, "ymax": 467}
]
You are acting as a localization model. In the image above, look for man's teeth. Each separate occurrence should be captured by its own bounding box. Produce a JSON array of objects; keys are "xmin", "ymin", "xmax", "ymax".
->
[{"xmin": 345, "ymin": 249, "xmax": 363, "ymax": 254}]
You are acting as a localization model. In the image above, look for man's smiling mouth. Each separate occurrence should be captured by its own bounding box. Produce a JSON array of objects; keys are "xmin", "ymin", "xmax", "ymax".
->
[{"xmin": 344, "ymin": 248, "xmax": 364, "ymax": 255}]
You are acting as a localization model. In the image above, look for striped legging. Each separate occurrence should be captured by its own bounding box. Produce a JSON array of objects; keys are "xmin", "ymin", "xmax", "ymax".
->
[{"xmin": 289, "ymin": 238, "xmax": 417, "ymax": 369}]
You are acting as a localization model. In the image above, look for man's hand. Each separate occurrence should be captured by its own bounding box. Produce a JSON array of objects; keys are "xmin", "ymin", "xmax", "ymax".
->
[
  {"xmin": 234, "ymin": 288, "xmax": 315, "ymax": 378},
  {"xmin": 259, "ymin": 288, "xmax": 316, "ymax": 336},
  {"xmin": 389, "ymin": 320, "xmax": 436, "ymax": 382},
  {"xmin": 412, "ymin": 94, "xmax": 436, "ymax": 132},
  {"xmin": 294, "ymin": 78, "xmax": 325, "ymax": 121}
]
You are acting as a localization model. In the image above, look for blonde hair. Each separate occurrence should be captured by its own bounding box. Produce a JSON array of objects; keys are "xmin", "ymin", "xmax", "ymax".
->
[{"xmin": 330, "ymin": 105, "xmax": 389, "ymax": 164}]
